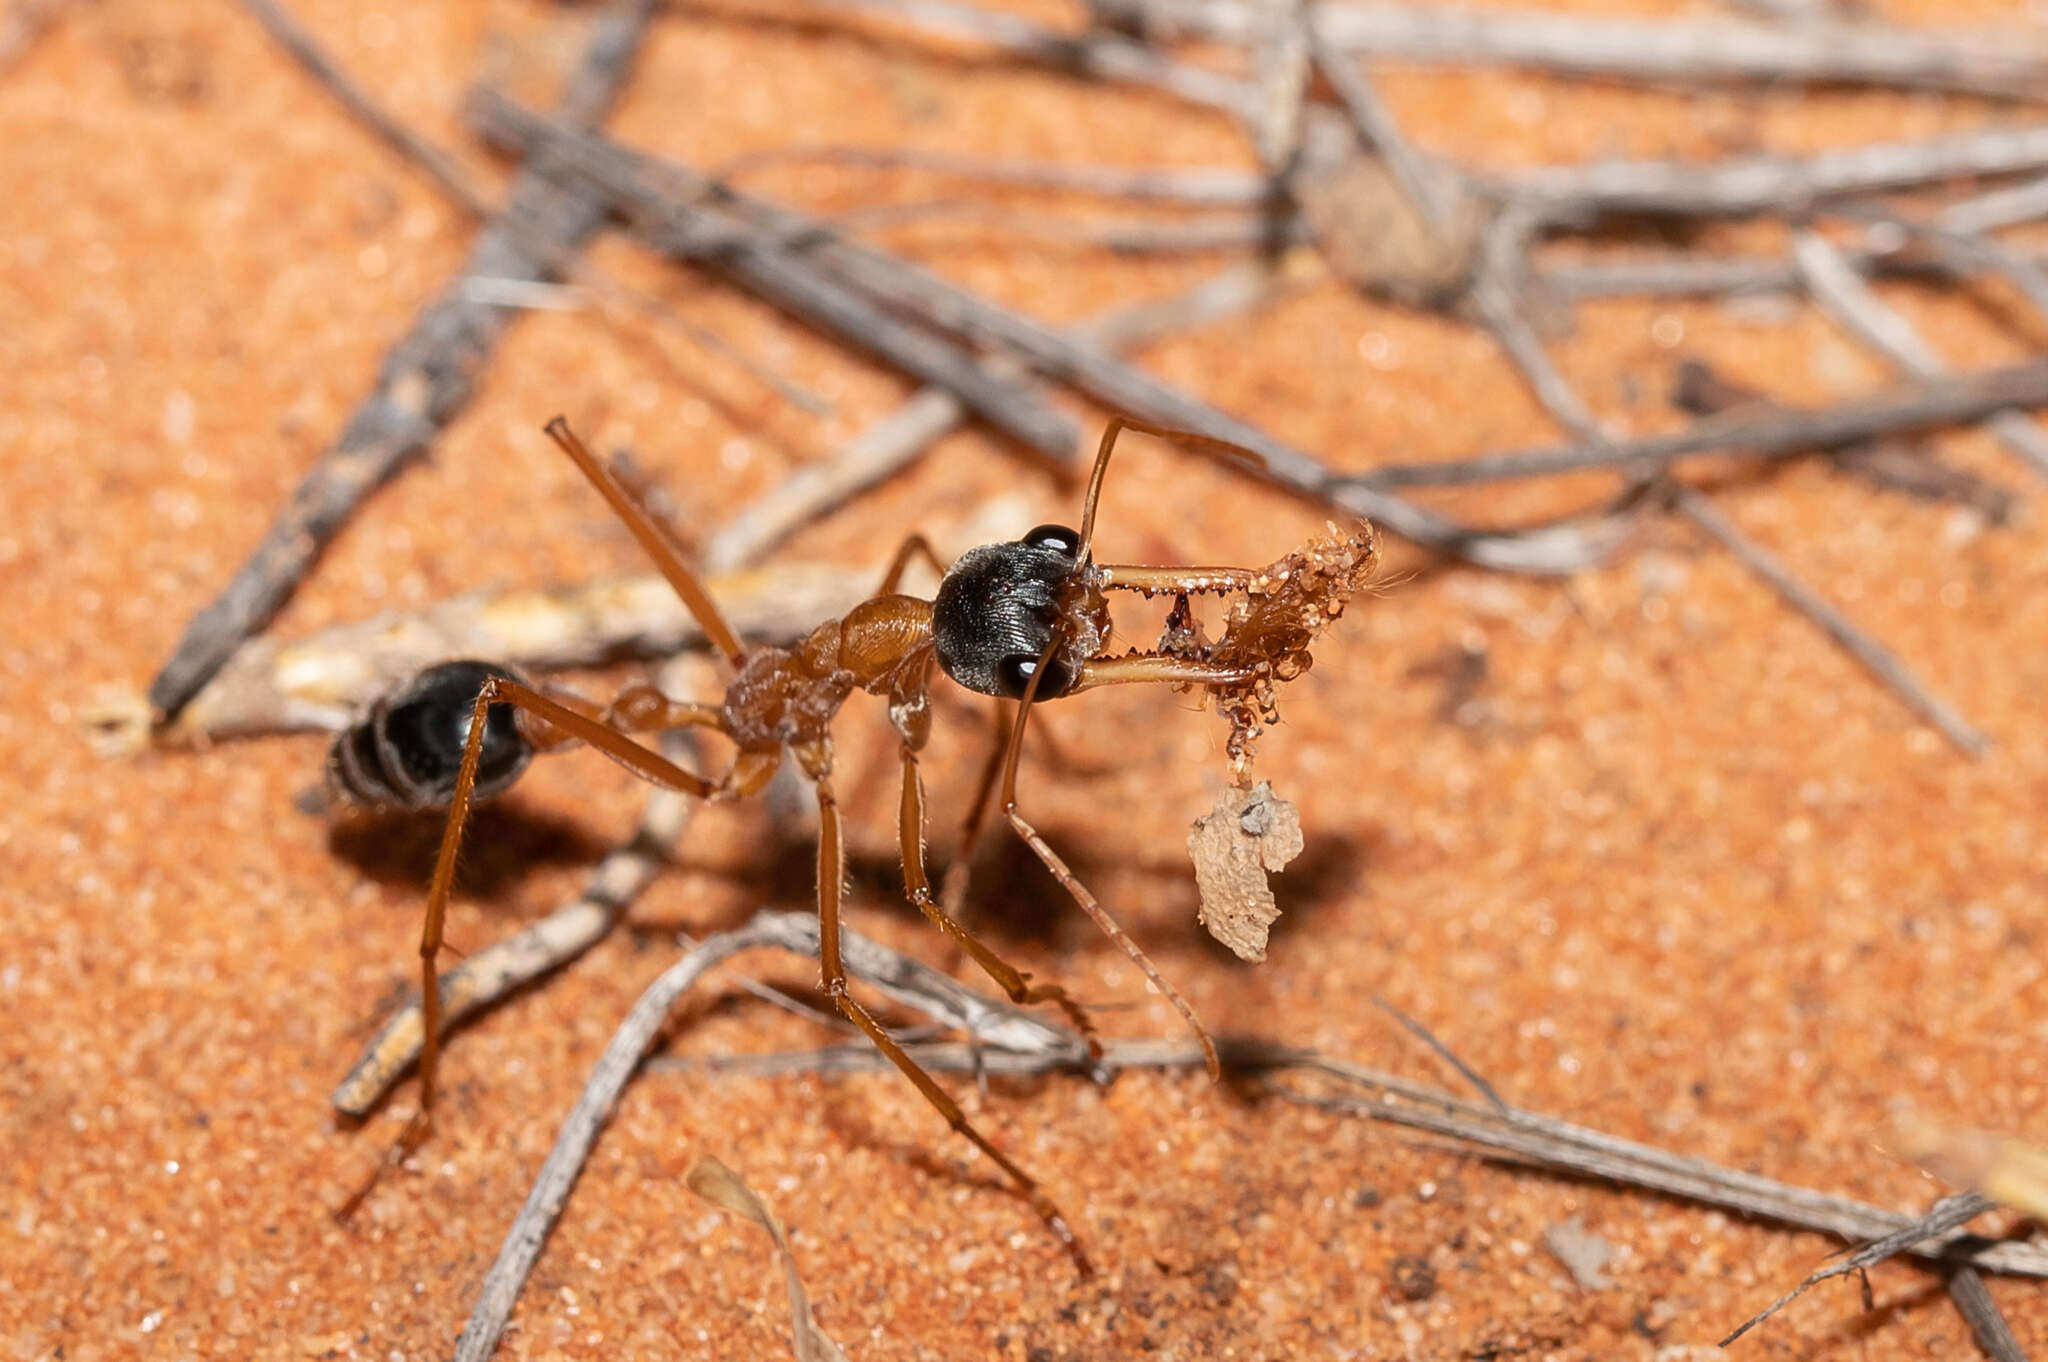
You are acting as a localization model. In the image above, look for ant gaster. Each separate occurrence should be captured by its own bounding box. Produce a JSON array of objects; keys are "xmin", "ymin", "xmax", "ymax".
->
[{"xmin": 343, "ymin": 416, "xmax": 1326, "ymax": 1272}]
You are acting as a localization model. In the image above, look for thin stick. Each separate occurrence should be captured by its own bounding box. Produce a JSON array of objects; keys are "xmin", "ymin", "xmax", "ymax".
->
[
  {"xmin": 232, "ymin": 0, "xmax": 494, "ymax": 215},
  {"xmin": 1542, "ymin": 252, "xmax": 1812, "ymax": 300},
  {"xmin": 1503, "ymin": 122, "xmax": 2048, "ymax": 221},
  {"xmin": 712, "ymin": 143, "xmax": 1268, "ymax": 205},
  {"xmin": 144, "ymin": 0, "xmax": 656, "ymax": 724},
  {"xmin": 1833, "ymin": 205, "xmax": 2048, "ymax": 339},
  {"xmin": 1674, "ymin": 488, "xmax": 1989, "ymax": 757},
  {"xmin": 1351, "ymin": 358, "xmax": 2048, "ymax": 488},
  {"xmin": 1942, "ymin": 172, "xmax": 2048, "ymax": 236},
  {"xmin": 1720, "ymin": 1191, "xmax": 1998, "ymax": 1344},
  {"xmin": 471, "ymin": 100, "xmax": 1630, "ymax": 572},
  {"xmin": 1097, "ymin": 0, "xmax": 2048, "ymax": 99},
  {"xmin": 669, "ymin": 1034, "xmax": 2048, "ymax": 1279},
  {"xmin": 452, "ymin": 910, "xmax": 1078, "ymax": 1360},
  {"xmin": 1672, "ymin": 360, "xmax": 2015, "ymax": 522},
  {"xmin": 1466, "ymin": 219, "xmax": 1608, "ymax": 444},
  {"xmin": 1368, "ymin": 993, "xmax": 1505, "ymax": 1113},
  {"xmin": 1945, "ymin": 1265, "xmax": 2029, "ymax": 1362},
  {"xmin": 1792, "ymin": 228, "xmax": 2048, "ymax": 478},
  {"xmin": 828, "ymin": 198, "xmax": 1299, "ymax": 253}
]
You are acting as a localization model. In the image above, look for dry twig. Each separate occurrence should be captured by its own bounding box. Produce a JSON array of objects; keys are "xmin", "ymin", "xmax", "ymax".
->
[
  {"xmin": 1792, "ymin": 228, "xmax": 2048, "ymax": 478},
  {"xmin": 1095, "ymin": 0, "xmax": 2048, "ymax": 99},
  {"xmin": 1503, "ymin": 123, "xmax": 2048, "ymax": 222},
  {"xmin": 1352, "ymin": 359, "xmax": 2048, "ymax": 488},
  {"xmin": 1720, "ymin": 1191, "xmax": 2000, "ymax": 1344},
  {"xmin": 713, "ymin": 143, "xmax": 1267, "ymax": 205},
  {"xmin": 1673, "ymin": 488, "xmax": 1990, "ymax": 756},
  {"xmin": 145, "ymin": 0, "xmax": 656, "ymax": 723},
  {"xmin": 472, "ymin": 97, "xmax": 1631, "ymax": 571}
]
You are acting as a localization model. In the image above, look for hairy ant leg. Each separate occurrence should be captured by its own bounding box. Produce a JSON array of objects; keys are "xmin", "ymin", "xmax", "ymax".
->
[
  {"xmin": 874, "ymin": 533, "xmax": 1098, "ymax": 1040},
  {"xmin": 896, "ymin": 740, "xmax": 1102, "ymax": 1054},
  {"xmin": 798, "ymin": 742, "xmax": 1092, "ymax": 1276},
  {"xmin": 339, "ymin": 676, "xmax": 730, "ymax": 1220}
]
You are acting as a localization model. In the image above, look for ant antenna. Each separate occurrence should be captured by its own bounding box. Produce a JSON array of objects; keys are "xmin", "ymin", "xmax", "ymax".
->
[{"xmin": 1075, "ymin": 416, "xmax": 1267, "ymax": 564}]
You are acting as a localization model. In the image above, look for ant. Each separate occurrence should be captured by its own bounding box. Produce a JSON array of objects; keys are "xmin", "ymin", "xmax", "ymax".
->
[{"xmin": 336, "ymin": 414, "xmax": 1370, "ymax": 1272}]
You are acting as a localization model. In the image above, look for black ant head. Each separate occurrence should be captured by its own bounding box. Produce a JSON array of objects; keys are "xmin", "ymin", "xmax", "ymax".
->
[{"xmin": 931, "ymin": 524, "xmax": 1105, "ymax": 701}]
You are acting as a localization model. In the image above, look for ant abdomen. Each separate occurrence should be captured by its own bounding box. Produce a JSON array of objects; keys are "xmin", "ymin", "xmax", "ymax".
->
[{"xmin": 326, "ymin": 660, "xmax": 533, "ymax": 811}]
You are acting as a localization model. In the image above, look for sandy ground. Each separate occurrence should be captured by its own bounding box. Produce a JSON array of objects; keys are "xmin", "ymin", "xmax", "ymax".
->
[{"xmin": 6, "ymin": 1, "xmax": 2048, "ymax": 1358}]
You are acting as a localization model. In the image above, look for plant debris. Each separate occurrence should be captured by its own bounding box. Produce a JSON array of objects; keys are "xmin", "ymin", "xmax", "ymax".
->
[
  {"xmin": 687, "ymin": 1155, "xmax": 851, "ymax": 1362},
  {"xmin": 1187, "ymin": 780, "xmax": 1304, "ymax": 962},
  {"xmin": 1542, "ymin": 1214, "xmax": 1615, "ymax": 1292}
]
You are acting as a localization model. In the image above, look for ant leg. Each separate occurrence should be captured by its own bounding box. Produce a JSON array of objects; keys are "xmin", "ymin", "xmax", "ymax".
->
[
  {"xmin": 938, "ymin": 699, "xmax": 1010, "ymax": 916},
  {"xmin": 1076, "ymin": 416, "xmax": 1267, "ymax": 560},
  {"xmin": 898, "ymin": 744, "xmax": 1102, "ymax": 1055},
  {"xmin": 338, "ymin": 675, "xmax": 720, "ymax": 1220},
  {"xmin": 543, "ymin": 417, "xmax": 747, "ymax": 667},
  {"xmin": 802, "ymin": 747, "xmax": 1092, "ymax": 1275},
  {"xmin": 995, "ymin": 668, "xmax": 1223, "ymax": 1079},
  {"xmin": 876, "ymin": 533, "xmax": 946, "ymax": 595}
]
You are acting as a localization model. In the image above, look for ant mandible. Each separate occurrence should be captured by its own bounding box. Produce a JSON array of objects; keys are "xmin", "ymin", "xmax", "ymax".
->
[{"xmin": 344, "ymin": 415, "xmax": 1306, "ymax": 1271}]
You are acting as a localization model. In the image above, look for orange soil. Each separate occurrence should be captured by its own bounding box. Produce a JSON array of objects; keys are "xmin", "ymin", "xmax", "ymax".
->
[{"xmin": 6, "ymin": 1, "xmax": 2048, "ymax": 1358}]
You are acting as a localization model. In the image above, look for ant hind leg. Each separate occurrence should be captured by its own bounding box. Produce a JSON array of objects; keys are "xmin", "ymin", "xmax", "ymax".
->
[
  {"xmin": 898, "ymin": 745, "xmax": 1102, "ymax": 1056},
  {"xmin": 801, "ymin": 745, "xmax": 1092, "ymax": 1275},
  {"xmin": 336, "ymin": 676, "xmax": 721, "ymax": 1221}
]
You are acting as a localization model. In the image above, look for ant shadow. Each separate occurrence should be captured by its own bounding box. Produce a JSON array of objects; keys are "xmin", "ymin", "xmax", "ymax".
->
[
  {"xmin": 832, "ymin": 815, "xmax": 1378, "ymax": 964},
  {"xmin": 323, "ymin": 800, "xmax": 615, "ymax": 905}
]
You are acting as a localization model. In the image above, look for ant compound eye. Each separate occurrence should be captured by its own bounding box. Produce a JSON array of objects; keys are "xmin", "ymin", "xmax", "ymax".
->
[
  {"xmin": 1022, "ymin": 523, "xmax": 1082, "ymax": 558},
  {"xmin": 994, "ymin": 652, "xmax": 1072, "ymax": 700}
]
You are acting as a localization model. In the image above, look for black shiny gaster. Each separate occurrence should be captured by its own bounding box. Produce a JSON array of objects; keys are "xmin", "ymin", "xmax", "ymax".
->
[{"xmin": 326, "ymin": 660, "xmax": 533, "ymax": 810}]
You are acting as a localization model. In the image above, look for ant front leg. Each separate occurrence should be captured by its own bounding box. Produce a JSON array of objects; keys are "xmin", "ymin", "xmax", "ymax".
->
[
  {"xmin": 897, "ymin": 743, "xmax": 1102, "ymax": 1056},
  {"xmin": 337, "ymin": 675, "xmax": 720, "ymax": 1221},
  {"xmin": 797, "ymin": 742, "xmax": 1092, "ymax": 1276}
]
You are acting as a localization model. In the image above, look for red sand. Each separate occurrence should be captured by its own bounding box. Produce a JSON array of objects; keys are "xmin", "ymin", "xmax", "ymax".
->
[{"xmin": 6, "ymin": 1, "xmax": 2048, "ymax": 1358}]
